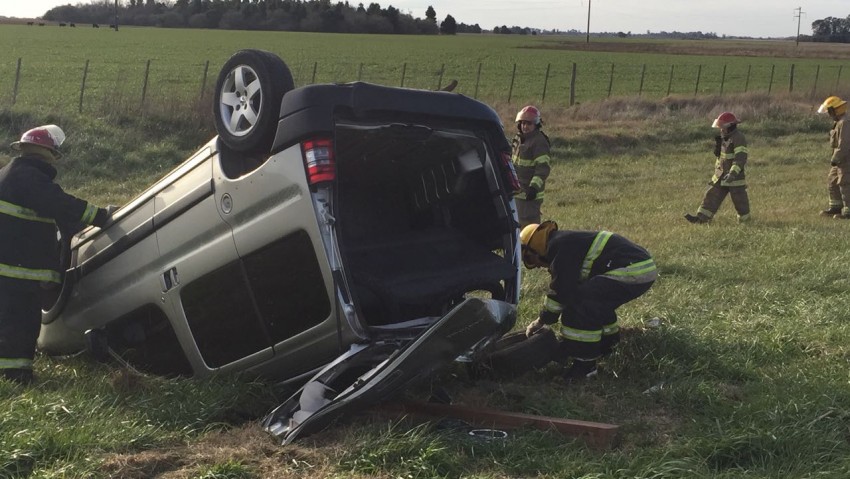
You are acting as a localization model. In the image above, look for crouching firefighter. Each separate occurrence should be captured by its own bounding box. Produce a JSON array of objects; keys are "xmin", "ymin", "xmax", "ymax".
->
[
  {"xmin": 521, "ymin": 221, "xmax": 657, "ymax": 383},
  {"xmin": 0, "ymin": 125, "xmax": 114, "ymax": 384}
]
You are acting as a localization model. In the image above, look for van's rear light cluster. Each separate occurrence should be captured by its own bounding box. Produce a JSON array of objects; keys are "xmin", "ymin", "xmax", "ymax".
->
[
  {"xmin": 500, "ymin": 150, "xmax": 521, "ymax": 193},
  {"xmin": 301, "ymin": 138, "xmax": 336, "ymax": 185}
]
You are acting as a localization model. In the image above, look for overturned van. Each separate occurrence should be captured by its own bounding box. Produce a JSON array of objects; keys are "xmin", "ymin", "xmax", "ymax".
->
[{"xmin": 38, "ymin": 50, "xmax": 521, "ymax": 442}]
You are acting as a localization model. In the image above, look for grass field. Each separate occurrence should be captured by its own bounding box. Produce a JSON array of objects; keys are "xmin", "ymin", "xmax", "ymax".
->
[
  {"xmin": 2, "ymin": 25, "xmax": 850, "ymax": 111},
  {"xmin": 2, "ymin": 28, "xmax": 850, "ymax": 478}
]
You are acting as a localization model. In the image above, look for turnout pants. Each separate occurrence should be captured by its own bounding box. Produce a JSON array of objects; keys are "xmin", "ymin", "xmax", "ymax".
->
[
  {"xmin": 516, "ymin": 198, "xmax": 542, "ymax": 228},
  {"xmin": 827, "ymin": 165, "xmax": 850, "ymax": 215},
  {"xmin": 0, "ymin": 284, "xmax": 41, "ymax": 381},
  {"xmin": 697, "ymin": 184, "xmax": 750, "ymax": 221},
  {"xmin": 556, "ymin": 276, "xmax": 655, "ymax": 361}
]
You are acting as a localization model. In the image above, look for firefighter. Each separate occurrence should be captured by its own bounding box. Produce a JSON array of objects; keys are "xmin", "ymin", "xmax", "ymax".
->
[
  {"xmin": 511, "ymin": 106, "xmax": 551, "ymax": 228},
  {"xmin": 0, "ymin": 125, "xmax": 114, "ymax": 384},
  {"xmin": 817, "ymin": 96, "xmax": 850, "ymax": 219},
  {"xmin": 684, "ymin": 111, "xmax": 751, "ymax": 224},
  {"xmin": 521, "ymin": 221, "xmax": 657, "ymax": 383}
]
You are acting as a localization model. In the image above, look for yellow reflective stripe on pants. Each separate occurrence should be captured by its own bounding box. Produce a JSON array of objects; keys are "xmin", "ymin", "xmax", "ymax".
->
[
  {"xmin": 602, "ymin": 323, "xmax": 619, "ymax": 335},
  {"xmin": 543, "ymin": 296, "xmax": 563, "ymax": 313},
  {"xmin": 0, "ymin": 262, "xmax": 61, "ymax": 283},
  {"xmin": 0, "ymin": 358, "xmax": 33, "ymax": 369},
  {"xmin": 580, "ymin": 231, "xmax": 612, "ymax": 281},
  {"xmin": 555, "ymin": 324, "xmax": 602, "ymax": 343},
  {"xmin": 0, "ymin": 199, "xmax": 54, "ymax": 224},
  {"xmin": 601, "ymin": 259, "xmax": 658, "ymax": 284}
]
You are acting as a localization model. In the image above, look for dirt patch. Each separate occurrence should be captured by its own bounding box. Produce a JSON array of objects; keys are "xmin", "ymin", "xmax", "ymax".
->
[
  {"xmin": 98, "ymin": 426, "xmax": 340, "ymax": 478},
  {"xmin": 525, "ymin": 39, "xmax": 850, "ymax": 61}
]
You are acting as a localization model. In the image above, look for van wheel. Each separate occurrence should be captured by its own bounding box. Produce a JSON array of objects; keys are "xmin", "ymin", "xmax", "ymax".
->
[
  {"xmin": 213, "ymin": 49, "xmax": 294, "ymax": 154},
  {"xmin": 473, "ymin": 328, "xmax": 559, "ymax": 378}
]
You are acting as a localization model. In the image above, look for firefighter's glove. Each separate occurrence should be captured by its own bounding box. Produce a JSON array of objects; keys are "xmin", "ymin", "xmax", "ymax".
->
[
  {"xmin": 525, "ymin": 186, "xmax": 538, "ymax": 201},
  {"xmin": 831, "ymin": 159, "xmax": 839, "ymax": 167},
  {"xmin": 105, "ymin": 205, "xmax": 119, "ymax": 216},
  {"xmin": 713, "ymin": 136, "xmax": 722, "ymax": 158},
  {"xmin": 723, "ymin": 171, "xmax": 739, "ymax": 183},
  {"xmin": 525, "ymin": 318, "xmax": 546, "ymax": 338}
]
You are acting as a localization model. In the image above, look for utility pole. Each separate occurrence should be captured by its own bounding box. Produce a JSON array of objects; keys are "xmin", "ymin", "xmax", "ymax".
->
[
  {"xmin": 794, "ymin": 7, "xmax": 804, "ymax": 46},
  {"xmin": 586, "ymin": 0, "xmax": 591, "ymax": 44}
]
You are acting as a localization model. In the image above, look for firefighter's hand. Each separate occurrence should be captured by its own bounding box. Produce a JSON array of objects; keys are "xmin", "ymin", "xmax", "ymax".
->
[
  {"xmin": 525, "ymin": 318, "xmax": 545, "ymax": 337},
  {"xmin": 525, "ymin": 186, "xmax": 538, "ymax": 201},
  {"xmin": 713, "ymin": 135, "xmax": 722, "ymax": 157},
  {"xmin": 105, "ymin": 205, "xmax": 119, "ymax": 216},
  {"xmin": 723, "ymin": 171, "xmax": 738, "ymax": 182}
]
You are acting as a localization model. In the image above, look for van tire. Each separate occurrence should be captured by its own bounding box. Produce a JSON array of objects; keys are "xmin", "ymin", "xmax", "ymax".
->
[
  {"xmin": 475, "ymin": 328, "xmax": 559, "ymax": 378},
  {"xmin": 213, "ymin": 49, "xmax": 294, "ymax": 154}
]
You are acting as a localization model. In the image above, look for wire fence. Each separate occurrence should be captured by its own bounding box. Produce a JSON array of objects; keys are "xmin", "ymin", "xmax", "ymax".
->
[{"xmin": 4, "ymin": 56, "xmax": 850, "ymax": 116}]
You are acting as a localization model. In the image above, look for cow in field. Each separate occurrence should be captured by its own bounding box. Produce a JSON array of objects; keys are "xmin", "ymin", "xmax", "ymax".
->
[
  {"xmin": 27, "ymin": 21, "xmax": 33, "ymax": 26},
  {"xmin": 93, "ymin": 23, "xmax": 99, "ymax": 28},
  {"xmin": 59, "ymin": 23, "xmax": 66, "ymax": 26},
  {"xmin": 70, "ymin": 23, "xmax": 76, "ymax": 27}
]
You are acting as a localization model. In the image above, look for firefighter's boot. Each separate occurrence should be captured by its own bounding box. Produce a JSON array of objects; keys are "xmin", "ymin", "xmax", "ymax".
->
[
  {"xmin": 820, "ymin": 207, "xmax": 842, "ymax": 217},
  {"xmin": 563, "ymin": 359, "xmax": 598, "ymax": 384},
  {"xmin": 684, "ymin": 213, "xmax": 710, "ymax": 224}
]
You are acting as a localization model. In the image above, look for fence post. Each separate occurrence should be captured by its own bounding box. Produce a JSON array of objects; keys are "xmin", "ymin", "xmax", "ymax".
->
[
  {"xmin": 694, "ymin": 65, "xmax": 702, "ymax": 96},
  {"xmin": 638, "ymin": 64, "xmax": 646, "ymax": 96},
  {"xmin": 744, "ymin": 65, "xmax": 751, "ymax": 92},
  {"xmin": 474, "ymin": 63, "xmax": 482, "ymax": 99},
  {"xmin": 507, "ymin": 63, "xmax": 516, "ymax": 103},
  {"xmin": 199, "ymin": 60, "xmax": 209, "ymax": 101},
  {"xmin": 12, "ymin": 58, "xmax": 21, "ymax": 106},
  {"xmin": 789, "ymin": 64, "xmax": 795, "ymax": 93},
  {"xmin": 569, "ymin": 62, "xmax": 577, "ymax": 106},
  {"xmin": 607, "ymin": 63, "xmax": 615, "ymax": 98},
  {"xmin": 837, "ymin": 65, "xmax": 843, "ymax": 91},
  {"xmin": 141, "ymin": 59, "xmax": 151, "ymax": 107},
  {"xmin": 666, "ymin": 64, "xmax": 674, "ymax": 96},
  {"xmin": 79, "ymin": 59, "xmax": 89, "ymax": 113},
  {"xmin": 435, "ymin": 63, "xmax": 445, "ymax": 91},
  {"xmin": 400, "ymin": 62, "xmax": 407, "ymax": 87},
  {"xmin": 311, "ymin": 61, "xmax": 317, "ymax": 84},
  {"xmin": 768, "ymin": 64, "xmax": 775, "ymax": 94},
  {"xmin": 358, "ymin": 63, "xmax": 363, "ymax": 81},
  {"xmin": 541, "ymin": 63, "xmax": 550, "ymax": 102},
  {"xmin": 811, "ymin": 64, "xmax": 820, "ymax": 98},
  {"xmin": 719, "ymin": 64, "xmax": 727, "ymax": 95}
]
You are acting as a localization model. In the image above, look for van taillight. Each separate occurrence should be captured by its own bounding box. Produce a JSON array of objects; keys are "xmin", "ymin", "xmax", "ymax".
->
[
  {"xmin": 500, "ymin": 151, "xmax": 521, "ymax": 193},
  {"xmin": 301, "ymin": 138, "xmax": 336, "ymax": 185}
]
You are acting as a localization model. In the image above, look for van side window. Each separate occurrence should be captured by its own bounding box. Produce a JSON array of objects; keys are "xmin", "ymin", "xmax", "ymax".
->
[
  {"xmin": 242, "ymin": 230, "xmax": 331, "ymax": 343},
  {"xmin": 181, "ymin": 261, "xmax": 269, "ymax": 368},
  {"xmin": 104, "ymin": 304, "xmax": 193, "ymax": 376}
]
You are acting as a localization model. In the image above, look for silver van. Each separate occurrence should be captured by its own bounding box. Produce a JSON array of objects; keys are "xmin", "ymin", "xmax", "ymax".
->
[{"xmin": 38, "ymin": 50, "xmax": 521, "ymax": 442}]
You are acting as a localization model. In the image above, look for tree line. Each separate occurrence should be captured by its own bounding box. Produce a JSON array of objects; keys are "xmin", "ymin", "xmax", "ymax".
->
[
  {"xmin": 42, "ymin": 0, "xmax": 486, "ymax": 35},
  {"xmin": 811, "ymin": 15, "xmax": 850, "ymax": 43}
]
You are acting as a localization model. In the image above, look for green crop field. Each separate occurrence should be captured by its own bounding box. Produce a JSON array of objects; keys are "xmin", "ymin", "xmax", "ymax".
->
[{"xmin": 2, "ymin": 24, "xmax": 850, "ymax": 112}]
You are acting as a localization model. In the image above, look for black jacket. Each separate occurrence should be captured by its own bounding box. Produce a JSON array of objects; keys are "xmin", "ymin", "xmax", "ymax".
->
[
  {"xmin": 0, "ymin": 155, "xmax": 109, "ymax": 286},
  {"xmin": 545, "ymin": 230, "xmax": 652, "ymax": 306}
]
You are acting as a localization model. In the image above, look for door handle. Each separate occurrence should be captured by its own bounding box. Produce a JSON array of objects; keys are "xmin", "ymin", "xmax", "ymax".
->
[{"xmin": 161, "ymin": 267, "xmax": 179, "ymax": 292}]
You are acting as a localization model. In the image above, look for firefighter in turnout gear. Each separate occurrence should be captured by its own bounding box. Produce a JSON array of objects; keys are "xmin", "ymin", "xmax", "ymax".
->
[
  {"xmin": 0, "ymin": 125, "xmax": 114, "ymax": 384},
  {"xmin": 817, "ymin": 96, "xmax": 850, "ymax": 219},
  {"xmin": 684, "ymin": 112, "xmax": 751, "ymax": 224},
  {"xmin": 521, "ymin": 221, "xmax": 657, "ymax": 383},
  {"xmin": 511, "ymin": 106, "xmax": 551, "ymax": 227}
]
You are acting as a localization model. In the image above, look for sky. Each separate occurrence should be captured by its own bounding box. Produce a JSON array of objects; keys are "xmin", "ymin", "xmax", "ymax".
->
[{"xmin": 1, "ymin": 0, "xmax": 847, "ymax": 38}]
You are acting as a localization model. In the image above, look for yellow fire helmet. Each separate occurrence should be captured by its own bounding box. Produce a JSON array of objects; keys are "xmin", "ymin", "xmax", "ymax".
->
[
  {"xmin": 520, "ymin": 220, "xmax": 558, "ymax": 259},
  {"xmin": 817, "ymin": 96, "xmax": 847, "ymax": 115}
]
